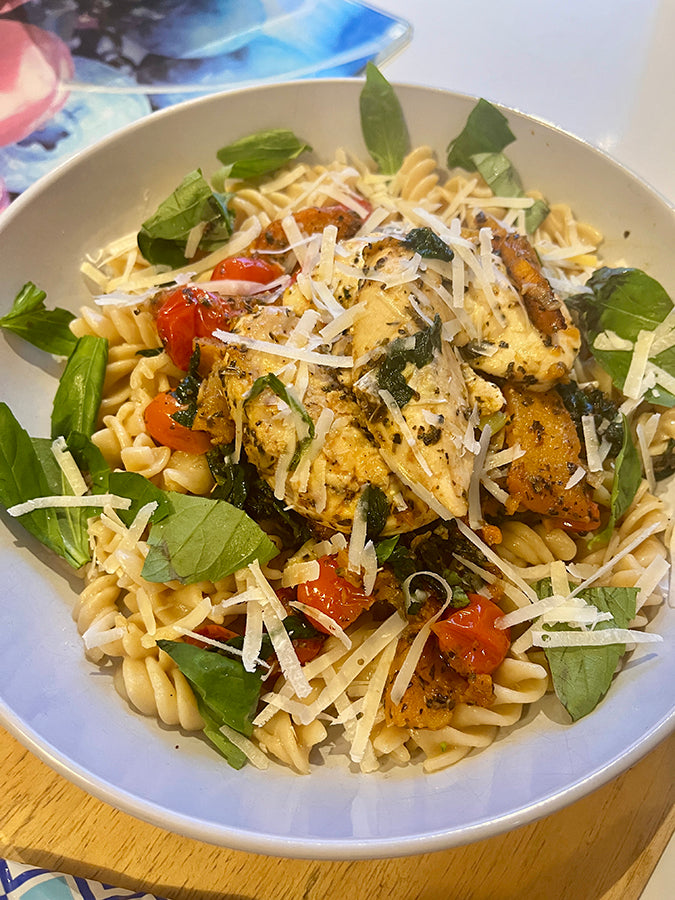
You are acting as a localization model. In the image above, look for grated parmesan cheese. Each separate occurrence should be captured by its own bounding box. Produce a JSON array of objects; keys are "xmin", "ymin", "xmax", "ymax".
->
[
  {"xmin": 7, "ymin": 493, "xmax": 131, "ymax": 517},
  {"xmin": 51, "ymin": 436, "xmax": 88, "ymax": 496},
  {"xmin": 531, "ymin": 628, "xmax": 662, "ymax": 648},
  {"xmin": 290, "ymin": 600, "xmax": 352, "ymax": 648},
  {"xmin": 623, "ymin": 329, "xmax": 655, "ymax": 400},
  {"xmin": 210, "ymin": 328, "xmax": 352, "ymax": 368}
]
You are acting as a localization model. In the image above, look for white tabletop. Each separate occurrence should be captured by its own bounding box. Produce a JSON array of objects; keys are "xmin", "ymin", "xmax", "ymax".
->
[{"xmin": 376, "ymin": 0, "xmax": 674, "ymax": 204}]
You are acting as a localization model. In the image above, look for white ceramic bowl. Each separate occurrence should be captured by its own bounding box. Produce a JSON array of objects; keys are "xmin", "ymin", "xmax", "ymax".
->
[{"xmin": 0, "ymin": 79, "xmax": 673, "ymax": 859}]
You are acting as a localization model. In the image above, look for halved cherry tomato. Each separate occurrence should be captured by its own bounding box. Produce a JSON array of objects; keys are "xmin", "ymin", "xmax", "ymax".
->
[
  {"xmin": 210, "ymin": 256, "xmax": 284, "ymax": 285},
  {"xmin": 144, "ymin": 390, "xmax": 212, "ymax": 454},
  {"xmin": 156, "ymin": 285, "xmax": 244, "ymax": 370},
  {"xmin": 292, "ymin": 636, "xmax": 327, "ymax": 665},
  {"xmin": 431, "ymin": 594, "xmax": 510, "ymax": 676},
  {"xmin": 296, "ymin": 556, "xmax": 374, "ymax": 633},
  {"xmin": 183, "ymin": 623, "xmax": 238, "ymax": 649}
]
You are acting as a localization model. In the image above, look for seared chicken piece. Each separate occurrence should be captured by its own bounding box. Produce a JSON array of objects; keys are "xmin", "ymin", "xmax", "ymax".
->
[
  {"xmin": 348, "ymin": 238, "xmax": 474, "ymax": 519},
  {"xmin": 209, "ymin": 305, "xmax": 436, "ymax": 534},
  {"xmin": 250, "ymin": 204, "xmax": 364, "ymax": 260},
  {"xmin": 455, "ymin": 223, "xmax": 580, "ymax": 388},
  {"xmin": 503, "ymin": 384, "xmax": 600, "ymax": 531}
]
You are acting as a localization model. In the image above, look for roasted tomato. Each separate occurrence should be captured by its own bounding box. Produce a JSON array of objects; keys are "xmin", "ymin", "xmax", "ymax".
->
[
  {"xmin": 296, "ymin": 556, "xmax": 374, "ymax": 633},
  {"xmin": 143, "ymin": 390, "xmax": 213, "ymax": 454},
  {"xmin": 431, "ymin": 594, "xmax": 510, "ymax": 676},
  {"xmin": 183, "ymin": 623, "xmax": 238, "ymax": 648},
  {"xmin": 155, "ymin": 284, "xmax": 244, "ymax": 370},
  {"xmin": 210, "ymin": 256, "xmax": 284, "ymax": 284}
]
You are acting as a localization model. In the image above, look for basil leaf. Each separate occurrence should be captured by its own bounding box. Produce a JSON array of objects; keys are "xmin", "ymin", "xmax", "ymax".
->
[
  {"xmin": 142, "ymin": 492, "xmax": 277, "ymax": 584},
  {"xmin": 31, "ymin": 437, "xmax": 90, "ymax": 568},
  {"xmin": 588, "ymin": 416, "xmax": 641, "ymax": 548},
  {"xmin": 246, "ymin": 373, "xmax": 315, "ymax": 470},
  {"xmin": 0, "ymin": 282, "xmax": 77, "ymax": 356},
  {"xmin": 446, "ymin": 100, "xmax": 548, "ymax": 233},
  {"xmin": 534, "ymin": 580, "xmax": 638, "ymax": 721},
  {"xmin": 157, "ymin": 640, "xmax": 263, "ymax": 734},
  {"xmin": 446, "ymin": 98, "xmax": 515, "ymax": 171},
  {"xmin": 197, "ymin": 697, "xmax": 247, "ymax": 769},
  {"xmin": 359, "ymin": 62, "xmax": 410, "ymax": 175},
  {"xmin": 158, "ymin": 639, "xmax": 264, "ymax": 769},
  {"xmin": 104, "ymin": 472, "xmax": 172, "ymax": 527},
  {"xmin": 572, "ymin": 267, "xmax": 675, "ymax": 406},
  {"xmin": 51, "ymin": 335, "xmax": 108, "ymax": 441},
  {"xmin": 216, "ymin": 129, "xmax": 311, "ymax": 179},
  {"xmin": 472, "ymin": 152, "xmax": 549, "ymax": 233},
  {"xmin": 402, "ymin": 227, "xmax": 453, "ymax": 261},
  {"xmin": 137, "ymin": 169, "xmax": 234, "ymax": 268},
  {"xmin": 377, "ymin": 315, "xmax": 442, "ymax": 408},
  {"xmin": 0, "ymin": 404, "xmax": 88, "ymax": 567}
]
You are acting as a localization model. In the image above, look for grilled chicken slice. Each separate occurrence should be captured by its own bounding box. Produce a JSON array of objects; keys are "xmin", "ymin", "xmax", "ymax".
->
[
  {"xmin": 453, "ymin": 222, "xmax": 580, "ymax": 388},
  {"xmin": 503, "ymin": 384, "xmax": 601, "ymax": 530},
  {"xmin": 207, "ymin": 305, "xmax": 436, "ymax": 534},
  {"xmin": 348, "ymin": 238, "xmax": 474, "ymax": 519}
]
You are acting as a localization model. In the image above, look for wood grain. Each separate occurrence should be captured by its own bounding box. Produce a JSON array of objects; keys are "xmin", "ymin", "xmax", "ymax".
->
[{"xmin": 0, "ymin": 726, "xmax": 672, "ymax": 900}]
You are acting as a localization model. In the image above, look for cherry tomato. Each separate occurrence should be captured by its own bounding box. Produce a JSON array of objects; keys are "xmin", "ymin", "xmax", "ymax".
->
[
  {"xmin": 156, "ymin": 285, "xmax": 243, "ymax": 370},
  {"xmin": 292, "ymin": 636, "xmax": 327, "ymax": 665},
  {"xmin": 144, "ymin": 391, "xmax": 212, "ymax": 454},
  {"xmin": 296, "ymin": 556, "xmax": 373, "ymax": 633},
  {"xmin": 431, "ymin": 594, "xmax": 510, "ymax": 676},
  {"xmin": 183, "ymin": 623, "xmax": 238, "ymax": 649},
  {"xmin": 210, "ymin": 256, "xmax": 284, "ymax": 285}
]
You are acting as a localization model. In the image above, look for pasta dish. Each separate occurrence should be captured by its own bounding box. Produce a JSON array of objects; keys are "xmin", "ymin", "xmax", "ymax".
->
[{"xmin": 1, "ymin": 72, "xmax": 672, "ymax": 775}]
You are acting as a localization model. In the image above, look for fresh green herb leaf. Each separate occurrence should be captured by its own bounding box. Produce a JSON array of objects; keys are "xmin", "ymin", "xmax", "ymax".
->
[
  {"xmin": 216, "ymin": 129, "xmax": 311, "ymax": 179},
  {"xmin": 196, "ymin": 697, "xmax": 248, "ymax": 769},
  {"xmin": 158, "ymin": 639, "xmax": 263, "ymax": 734},
  {"xmin": 51, "ymin": 335, "xmax": 108, "ymax": 442},
  {"xmin": 446, "ymin": 100, "xmax": 548, "ymax": 233},
  {"xmin": 359, "ymin": 62, "xmax": 410, "ymax": 175},
  {"xmin": 588, "ymin": 416, "xmax": 641, "ymax": 548},
  {"xmin": 534, "ymin": 579, "xmax": 638, "ymax": 721},
  {"xmin": 0, "ymin": 282, "xmax": 77, "ymax": 356},
  {"xmin": 571, "ymin": 267, "xmax": 675, "ymax": 406},
  {"xmin": 402, "ymin": 227, "xmax": 454, "ymax": 261},
  {"xmin": 0, "ymin": 404, "xmax": 90, "ymax": 567},
  {"xmin": 246, "ymin": 373, "xmax": 315, "ymax": 470},
  {"xmin": 359, "ymin": 483, "xmax": 390, "ymax": 541},
  {"xmin": 31, "ymin": 437, "xmax": 91, "ymax": 567},
  {"xmin": 471, "ymin": 151, "xmax": 549, "ymax": 232},
  {"xmin": 377, "ymin": 315, "xmax": 442, "ymax": 408},
  {"xmin": 136, "ymin": 347, "xmax": 164, "ymax": 358},
  {"xmin": 104, "ymin": 472, "xmax": 172, "ymax": 527},
  {"xmin": 446, "ymin": 98, "xmax": 515, "ymax": 171},
  {"xmin": 142, "ymin": 492, "xmax": 277, "ymax": 584},
  {"xmin": 158, "ymin": 639, "xmax": 264, "ymax": 769},
  {"xmin": 137, "ymin": 169, "xmax": 235, "ymax": 268}
]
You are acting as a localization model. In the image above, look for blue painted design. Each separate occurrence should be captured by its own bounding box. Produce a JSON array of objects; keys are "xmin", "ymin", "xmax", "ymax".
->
[
  {"xmin": 0, "ymin": 858, "xmax": 167, "ymax": 900},
  {"xmin": 0, "ymin": 0, "xmax": 410, "ymax": 199}
]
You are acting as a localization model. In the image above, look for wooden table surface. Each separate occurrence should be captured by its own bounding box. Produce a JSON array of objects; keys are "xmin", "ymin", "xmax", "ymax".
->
[{"xmin": 0, "ymin": 726, "xmax": 672, "ymax": 900}]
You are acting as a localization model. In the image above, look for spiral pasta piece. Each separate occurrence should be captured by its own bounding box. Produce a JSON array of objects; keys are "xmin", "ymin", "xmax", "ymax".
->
[{"xmin": 115, "ymin": 650, "xmax": 204, "ymax": 731}]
